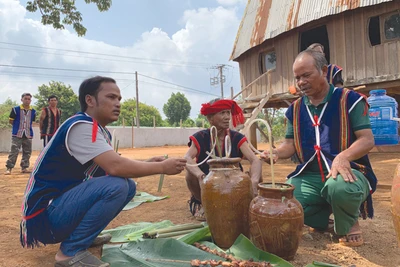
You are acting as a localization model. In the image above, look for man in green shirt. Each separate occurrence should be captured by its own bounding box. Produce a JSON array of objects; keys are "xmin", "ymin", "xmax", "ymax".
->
[{"xmin": 262, "ymin": 49, "xmax": 377, "ymax": 247}]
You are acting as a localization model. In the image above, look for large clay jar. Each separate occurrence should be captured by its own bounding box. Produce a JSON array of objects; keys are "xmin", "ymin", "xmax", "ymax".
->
[
  {"xmin": 201, "ymin": 157, "xmax": 253, "ymax": 250},
  {"xmin": 392, "ymin": 163, "xmax": 400, "ymax": 247},
  {"xmin": 249, "ymin": 183, "xmax": 303, "ymax": 260}
]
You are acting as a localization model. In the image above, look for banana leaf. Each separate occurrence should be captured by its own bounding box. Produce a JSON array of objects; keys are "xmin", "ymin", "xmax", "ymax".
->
[
  {"xmin": 200, "ymin": 234, "xmax": 293, "ymax": 267},
  {"xmin": 101, "ymin": 220, "xmax": 174, "ymax": 242},
  {"xmin": 123, "ymin": 192, "xmax": 169, "ymax": 211},
  {"xmin": 102, "ymin": 238, "xmax": 225, "ymax": 267},
  {"xmin": 177, "ymin": 224, "xmax": 211, "ymax": 244},
  {"xmin": 102, "ymin": 234, "xmax": 294, "ymax": 267}
]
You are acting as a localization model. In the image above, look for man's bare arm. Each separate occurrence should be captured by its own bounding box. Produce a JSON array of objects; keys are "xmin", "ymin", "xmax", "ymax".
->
[
  {"xmin": 39, "ymin": 110, "xmax": 46, "ymax": 133},
  {"xmin": 184, "ymin": 143, "xmax": 204, "ymax": 180},
  {"xmin": 261, "ymin": 138, "xmax": 296, "ymax": 163},
  {"xmin": 240, "ymin": 142, "xmax": 262, "ymax": 194},
  {"xmin": 93, "ymin": 150, "xmax": 187, "ymax": 178},
  {"xmin": 327, "ymin": 129, "xmax": 374, "ymax": 182}
]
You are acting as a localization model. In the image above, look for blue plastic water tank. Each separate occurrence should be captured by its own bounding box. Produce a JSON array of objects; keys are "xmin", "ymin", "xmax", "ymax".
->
[{"xmin": 367, "ymin": 89, "xmax": 399, "ymax": 145}]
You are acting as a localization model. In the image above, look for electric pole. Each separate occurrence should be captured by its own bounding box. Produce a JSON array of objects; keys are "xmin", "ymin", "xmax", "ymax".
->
[{"xmin": 210, "ymin": 64, "xmax": 226, "ymax": 98}]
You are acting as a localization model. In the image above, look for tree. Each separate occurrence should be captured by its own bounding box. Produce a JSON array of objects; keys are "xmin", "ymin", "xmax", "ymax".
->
[
  {"xmin": 34, "ymin": 81, "xmax": 80, "ymax": 122},
  {"xmin": 182, "ymin": 118, "xmax": 195, "ymax": 128},
  {"xmin": 26, "ymin": 0, "xmax": 112, "ymax": 36},
  {"xmin": 114, "ymin": 99, "xmax": 163, "ymax": 127},
  {"xmin": 0, "ymin": 98, "xmax": 18, "ymax": 129},
  {"xmin": 163, "ymin": 92, "xmax": 191, "ymax": 126},
  {"xmin": 257, "ymin": 108, "xmax": 287, "ymax": 144}
]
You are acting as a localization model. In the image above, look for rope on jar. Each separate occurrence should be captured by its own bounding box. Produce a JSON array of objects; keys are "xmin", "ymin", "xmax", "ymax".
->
[{"xmin": 246, "ymin": 118, "xmax": 276, "ymax": 188}]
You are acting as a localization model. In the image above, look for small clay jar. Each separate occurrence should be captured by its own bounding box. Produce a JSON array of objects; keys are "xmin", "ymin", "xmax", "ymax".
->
[
  {"xmin": 201, "ymin": 157, "xmax": 253, "ymax": 249},
  {"xmin": 391, "ymin": 163, "xmax": 400, "ymax": 247},
  {"xmin": 249, "ymin": 183, "xmax": 303, "ymax": 260}
]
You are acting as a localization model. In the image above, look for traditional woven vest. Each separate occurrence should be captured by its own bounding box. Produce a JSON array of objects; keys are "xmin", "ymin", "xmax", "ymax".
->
[
  {"xmin": 20, "ymin": 112, "xmax": 111, "ymax": 248},
  {"xmin": 41, "ymin": 107, "xmax": 61, "ymax": 137},
  {"xmin": 189, "ymin": 129, "xmax": 246, "ymax": 174},
  {"xmin": 11, "ymin": 105, "xmax": 36, "ymax": 138}
]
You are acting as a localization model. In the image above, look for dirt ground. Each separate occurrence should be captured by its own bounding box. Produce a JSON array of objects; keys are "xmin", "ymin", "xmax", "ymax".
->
[{"xmin": 0, "ymin": 145, "xmax": 399, "ymax": 267}]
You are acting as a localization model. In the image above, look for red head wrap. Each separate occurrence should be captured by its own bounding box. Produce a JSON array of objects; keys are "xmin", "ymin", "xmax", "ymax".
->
[{"xmin": 200, "ymin": 99, "xmax": 245, "ymax": 127}]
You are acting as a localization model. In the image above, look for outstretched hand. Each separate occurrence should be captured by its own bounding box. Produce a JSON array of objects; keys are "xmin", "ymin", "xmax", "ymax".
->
[
  {"xmin": 148, "ymin": 155, "xmax": 168, "ymax": 162},
  {"xmin": 162, "ymin": 158, "xmax": 187, "ymax": 175},
  {"xmin": 260, "ymin": 149, "xmax": 278, "ymax": 165},
  {"xmin": 327, "ymin": 154, "xmax": 357, "ymax": 183}
]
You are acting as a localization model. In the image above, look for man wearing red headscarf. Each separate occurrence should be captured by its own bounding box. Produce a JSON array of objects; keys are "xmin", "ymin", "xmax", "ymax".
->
[{"xmin": 184, "ymin": 99, "xmax": 262, "ymax": 221}]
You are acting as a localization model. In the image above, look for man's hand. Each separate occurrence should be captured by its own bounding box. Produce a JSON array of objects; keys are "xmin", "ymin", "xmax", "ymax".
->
[
  {"xmin": 147, "ymin": 155, "xmax": 168, "ymax": 162},
  {"xmin": 161, "ymin": 158, "xmax": 187, "ymax": 175},
  {"xmin": 327, "ymin": 154, "xmax": 357, "ymax": 183},
  {"xmin": 260, "ymin": 149, "xmax": 278, "ymax": 164}
]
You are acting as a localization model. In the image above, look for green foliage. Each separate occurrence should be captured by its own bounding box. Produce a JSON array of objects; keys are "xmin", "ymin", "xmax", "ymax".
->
[
  {"xmin": 26, "ymin": 0, "xmax": 112, "ymax": 36},
  {"xmin": 163, "ymin": 92, "xmax": 191, "ymax": 126},
  {"xmin": 0, "ymin": 98, "xmax": 18, "ymax": 129},
  {"xmin": 115, "ymin": 98, "xmax": 163, "ymax": 127},
  {"xmin": 34, "ymin": 81, "xmax": 80, "ymax": 122},
  {"xmin": 257, "ymin": 108, "xmax": 287, "ymax": 143},
  {"xmin": 195, "ymin": 114, "xmax": 210, "ymax": 128},
  {"xmin": 182, "ymin": 118, "xmax": 195, "ymax": 128}
]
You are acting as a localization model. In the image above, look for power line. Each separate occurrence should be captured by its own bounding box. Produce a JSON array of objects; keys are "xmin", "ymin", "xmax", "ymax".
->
[
  {"xmin": 0, "ymin": 47, "xmax": 209, "ymax": 69},
  {"xmin": 0, "ymin": 63, "xmax": 138, "ymax": 75},
  {"xmin": 0, "ymin": 66, "xmax": 217, "ymax": 96},
  {"xmin": 139, "ymin": 80, "xmax": 219, "ymax": 96},
  {"xmin": 138, "ymin": 73, "xmax": 218, "ymax": 96},
  {"xmin": 0, "ymin": 41, "xmax": 213, "ymax": 67},
  {"xmin": 0, "ymin": 70, "xmax": 134, "ymax": 81}
]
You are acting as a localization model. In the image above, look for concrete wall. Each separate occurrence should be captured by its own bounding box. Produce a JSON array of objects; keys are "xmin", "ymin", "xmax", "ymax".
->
[{"xmin": 0, "ymin": 126, "xmax": 203, "ymax": 152}]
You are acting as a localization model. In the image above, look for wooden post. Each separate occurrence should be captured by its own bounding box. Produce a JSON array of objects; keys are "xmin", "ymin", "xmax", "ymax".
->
[
  {"xmin": 122, "ymin": 117, "xmax": 125, "ymax": 128},
  {"xmin": 135, "ymin": 71, "xmax": 140, "ymax": 128},
  {"xmin": 132, "ymin": 121, "xmax": 135, "ymax": 148},
  {"xmin": 180, "ymin": 119, "xmax": 182, "ymax": 128},
  {"xmin": 231, "ymin": 86, "xmax": 234, "ymax": 99},
  {"xmin": 202, "ymin": 119, "xmax": 205, "ymax": 128},
  {"xmin": 153, "ymin": 116, "xmax": 156, "ymax": 128}
]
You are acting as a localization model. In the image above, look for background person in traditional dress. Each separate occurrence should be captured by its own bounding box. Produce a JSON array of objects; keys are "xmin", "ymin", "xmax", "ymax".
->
[
  {"xmin": 5, "ymin": 93, "xmax": 36, "ymax": 175},
  {"xmin": 261, "ymin": 50, "xmax": 377, "ymax": 247},
  {"xmin": 185, "ymin": 99, "xmax": 262, "ymax": 221},
  {"xmin": 308, "ymin": 43, "xmax": 344, "ymax": 87},
  {"xmin": 40, "ymin": 95, "xmax": 61, "ymax": 147},
  {"xmin": 20, "ymin": 76, "xmax": 187, "ymax": 267}
]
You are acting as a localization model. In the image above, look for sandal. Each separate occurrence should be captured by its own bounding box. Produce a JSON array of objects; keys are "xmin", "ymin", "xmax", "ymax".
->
[
  {"xmin": 54, "ymin": 250, "xmax": 109, "ymax": 267},
  {"xmin": 309, "ymin": 218, "xmax": 335, "ymax": 234},
  {"xmin": 194, "ymin": 206, "xmax": 206, "ymax": 222},
  {"xmin": 188, "ymin": 196, "xmax": 206, "ymax": 221},
  {"xmin": 339, "ymin": 230, "xmax": 364, "ymax": 247}
]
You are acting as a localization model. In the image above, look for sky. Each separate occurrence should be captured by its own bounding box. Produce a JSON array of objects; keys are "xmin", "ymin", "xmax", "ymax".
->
[{"xmin": 0, "ymin": 0, "xmax": 247, "ymax": 119}]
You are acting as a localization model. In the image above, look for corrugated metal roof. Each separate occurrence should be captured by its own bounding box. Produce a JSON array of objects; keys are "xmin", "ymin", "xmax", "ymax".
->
[{"xmin": 231, "ymin": 0, "xmax": 394, "ymax": 60}]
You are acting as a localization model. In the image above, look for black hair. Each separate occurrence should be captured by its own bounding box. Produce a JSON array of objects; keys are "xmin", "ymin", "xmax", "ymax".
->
[
  {"xmin": 21, "ymin": 93, "xmax": 32, "ymax": 98},
  {"xmin": 209, "ymin": 98, "xmax": 221, "ymax": 105},
  {"xmin": 47, "ymin": 95, "xmax": 58, "ymax": 102},
  {"xmin": 79, "ymin": 76, "xmax": 116, "ymax": 112}
]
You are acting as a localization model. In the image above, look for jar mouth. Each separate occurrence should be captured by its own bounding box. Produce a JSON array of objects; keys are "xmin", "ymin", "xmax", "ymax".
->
[{"xmin": 258, "ymin": 183, "xmax": 294, "ymax": 190}]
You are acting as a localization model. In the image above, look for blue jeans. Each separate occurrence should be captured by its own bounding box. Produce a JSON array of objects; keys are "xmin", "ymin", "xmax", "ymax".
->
[{"xmin": 45, "ymin": 176, "xmax": 136, "ymax": 256}]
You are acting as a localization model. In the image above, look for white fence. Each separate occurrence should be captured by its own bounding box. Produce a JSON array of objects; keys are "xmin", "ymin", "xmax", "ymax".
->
[{"xmin": 0, "ymin": 126, "xmax": 203, "ymax": 152}]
